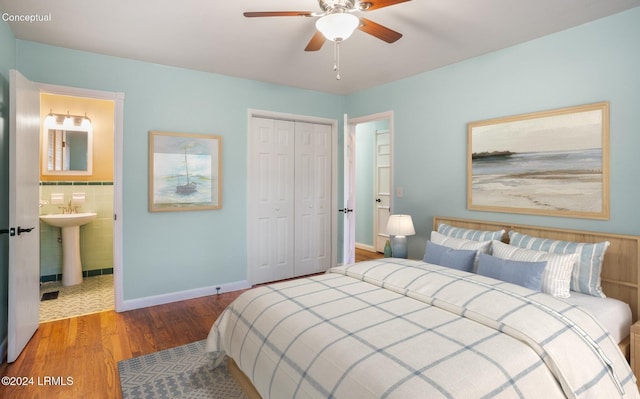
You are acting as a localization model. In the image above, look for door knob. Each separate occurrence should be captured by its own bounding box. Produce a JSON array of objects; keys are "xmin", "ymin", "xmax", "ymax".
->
[
  {"xmin": 17, "ymin": 226, "xmax": 35, "ymax": 235},
  {"xmin": 375, "ymin": 198, "xmax": 382, "ymax": 203}
]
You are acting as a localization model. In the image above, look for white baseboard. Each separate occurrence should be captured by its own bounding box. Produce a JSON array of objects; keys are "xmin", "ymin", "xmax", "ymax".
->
[{"xmin": 118, "ymin": 280, "xmax": 252, "ymax": 312}]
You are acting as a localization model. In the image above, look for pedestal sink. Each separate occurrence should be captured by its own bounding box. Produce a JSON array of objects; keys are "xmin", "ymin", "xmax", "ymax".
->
[{"xmin": 40, "ymin": 212, "xmax": 97, "ymax": 286}]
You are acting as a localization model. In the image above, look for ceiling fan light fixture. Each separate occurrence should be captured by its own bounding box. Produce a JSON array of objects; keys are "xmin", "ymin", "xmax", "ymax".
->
[{"xmin": 315, "ymin": 13, "xmax": 359, "ymax": 42}]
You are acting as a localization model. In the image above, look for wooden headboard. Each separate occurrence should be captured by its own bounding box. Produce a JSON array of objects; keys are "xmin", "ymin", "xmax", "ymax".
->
[{"xmin": 434, "ymin": 216, "xmax": 640, "ymax": 323}]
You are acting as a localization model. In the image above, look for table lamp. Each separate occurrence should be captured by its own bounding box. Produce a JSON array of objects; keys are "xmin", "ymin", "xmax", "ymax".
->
[{"xmin": 386, "ymin": 214, "xmax": 415, "ymax": 258}]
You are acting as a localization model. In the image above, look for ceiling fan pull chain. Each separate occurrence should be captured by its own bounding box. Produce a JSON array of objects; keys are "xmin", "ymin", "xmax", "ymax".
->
[{"xmin": 334, "ymin": 40, "xmax": 341, "ymax": 80}]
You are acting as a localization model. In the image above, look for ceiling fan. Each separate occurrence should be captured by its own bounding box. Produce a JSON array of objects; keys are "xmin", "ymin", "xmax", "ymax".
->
[{"xmin": 244, "ymin": 0, "xmax": 411, "ymax": 52}]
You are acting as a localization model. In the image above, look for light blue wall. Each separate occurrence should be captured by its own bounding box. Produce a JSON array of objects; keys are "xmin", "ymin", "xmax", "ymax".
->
[
  {"xmin": 0, "ymin": 18, "xmax": 16, "ymax": 358},
  {"xmin": 346, "ymin": 8, "xmax": 640, "ymax": 259},
  {"xmin": 15, "ymin": 40, "xmax": 346, "ymax": 300}
]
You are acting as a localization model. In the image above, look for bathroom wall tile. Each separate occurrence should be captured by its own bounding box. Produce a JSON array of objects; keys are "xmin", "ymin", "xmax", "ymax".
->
[
  {"xmin": 42, "ymin": 268, "xmax": 112, "ymax": 283},
  {"xmin": 86, "ymin": 269, "xmax": 102, "ymax": 277},
  {"xmin": 40, "ymin": 274, "xmax": 58, "ymax": 283}
]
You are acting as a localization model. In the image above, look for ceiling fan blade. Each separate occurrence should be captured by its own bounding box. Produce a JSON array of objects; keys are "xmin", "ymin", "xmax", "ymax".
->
[
  {"xmin": 243, "ymin": 11, "xmax": 313, "ymax": 18},
  {"xmin": 361, "ymin": 0, "xmax": 411, "ymax": 11},
  {"xmin": 305, "ymin": 31, "xmax": 326, "ymax": 51},
  {"xmin": 359, "ymin": 18, "xmax": 402, "ymax": 43}
]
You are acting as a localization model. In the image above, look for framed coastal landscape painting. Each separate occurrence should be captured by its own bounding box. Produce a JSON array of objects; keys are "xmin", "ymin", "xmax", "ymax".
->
[
  {"xmin": 149, "ymin": 131, "xmax": 222, "ymax": 212},
  {"xmin": 467, "ymin": 102, "xmax": 609, "ymax": 219}
]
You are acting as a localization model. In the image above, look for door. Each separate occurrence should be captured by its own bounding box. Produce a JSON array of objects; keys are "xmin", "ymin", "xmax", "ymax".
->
[
  {"xmin": 374, "ymin": 130, "xmax": 391, "ymax": 252},
  {"xmin": 248, "ymin": 117, "xmax": 295, "ymax": 284},
  {"xmin": 294, "ymin": 122, "xmax": 332, "ymax": 276},
  {"xmin": 8, "ymin": 70, "xmax": 41, "ymax": 362},
  {"xmin": 341, "ymin": 115, "xmax": 356, "ymax": 265},
  {"xmin": 248, "ymin": 114, "xmax": 336, "ymax": 284}
]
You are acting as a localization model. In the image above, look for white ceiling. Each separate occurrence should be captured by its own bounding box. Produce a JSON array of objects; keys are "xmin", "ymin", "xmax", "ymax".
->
[{"xmin": 2, "ymin": 0, "xmax": 639, "ymax": 95}]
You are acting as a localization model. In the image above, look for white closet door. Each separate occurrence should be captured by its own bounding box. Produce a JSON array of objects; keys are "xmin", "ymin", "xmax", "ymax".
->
[
  {"xmin": 248, "ymin": 118, "xmax": 295, "ymax": 284},
  {"xmin": 294, "ymin": 122, "xmax": 332, "ymax": 276}
]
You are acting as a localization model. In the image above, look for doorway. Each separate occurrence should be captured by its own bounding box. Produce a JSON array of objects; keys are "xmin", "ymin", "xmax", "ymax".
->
[
  {"xmin": 38, "ymin": 92, "xmax": 116, "ymax": 321},
  {"xmin": 39, "ymin": 84, "xmax": 124, "ymax": 319},
  {"xmin": 343, "ymin": 111, "xmax": 393, "ymax": 263}
]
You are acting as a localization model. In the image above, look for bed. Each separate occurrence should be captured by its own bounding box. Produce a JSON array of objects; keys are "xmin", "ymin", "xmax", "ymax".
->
[{"xmin": 206, "ymin": 216, "xmax": 640, "ymax": 398}]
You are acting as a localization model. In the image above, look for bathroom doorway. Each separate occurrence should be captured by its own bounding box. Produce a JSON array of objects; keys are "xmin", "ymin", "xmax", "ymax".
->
[{"xmin": 37, "ymin": 86, "xmax": 123, "ymax": 322}]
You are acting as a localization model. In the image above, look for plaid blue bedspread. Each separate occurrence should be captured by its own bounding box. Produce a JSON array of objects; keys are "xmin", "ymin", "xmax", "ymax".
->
[{"xmin": 206, "ymin": 258, "xmax": 639, "ymax": 398}]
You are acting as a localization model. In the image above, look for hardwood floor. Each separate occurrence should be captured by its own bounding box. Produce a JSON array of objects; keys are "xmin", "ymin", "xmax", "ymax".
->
[
  {"xmin": 0, "ymin": 252, "xmax": 382, "ymax": 399},
  {"xmin": 355, "ymin": 247, "xmax": 384, "ymax": 262},
  {"xmin": 0, "ymin": 291, "xmax": 244, "ymax": 399}
]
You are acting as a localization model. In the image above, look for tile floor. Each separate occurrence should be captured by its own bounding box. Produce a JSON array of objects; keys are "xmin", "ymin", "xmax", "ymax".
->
[{"xmin": 39, "ymin": 274, "xmax": 114, "ymax": 322}]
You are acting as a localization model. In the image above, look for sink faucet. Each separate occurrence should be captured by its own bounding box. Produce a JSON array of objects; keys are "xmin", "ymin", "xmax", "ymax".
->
[{"xmin": 59, "ymin": 200, "xmax": 79, "ymax": 214}]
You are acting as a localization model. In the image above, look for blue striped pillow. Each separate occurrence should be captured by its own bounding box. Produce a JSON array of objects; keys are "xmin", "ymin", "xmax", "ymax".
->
[
  {"xmin": 508, "ymin": 231, "xmax": 610, "ymax": 297},
  {"xmin": 437, "ymin": 223, "xmax": 505, "ymax": 242}
]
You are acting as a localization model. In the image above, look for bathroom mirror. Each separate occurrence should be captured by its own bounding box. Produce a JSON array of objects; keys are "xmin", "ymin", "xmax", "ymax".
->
[{"xmin": 42, "ymin": 118, "xmax": 93, "ymax": 175}]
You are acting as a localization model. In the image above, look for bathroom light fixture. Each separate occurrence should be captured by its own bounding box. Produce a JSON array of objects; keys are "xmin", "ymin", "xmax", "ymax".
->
[
  {"xmin": 386, "ymin": 214, "xmax": 415, "ymax": 258},
  {"xmin": 44, "ymin": 110, "xmax": 92, "ymax": 130}
]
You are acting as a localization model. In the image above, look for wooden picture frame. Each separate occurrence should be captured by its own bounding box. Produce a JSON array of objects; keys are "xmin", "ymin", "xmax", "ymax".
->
[
  {"xmin": 149, "ymin": 131, "xmax": 222, "ymax": 212},
  {"xmin": 467, "ymin": 102, "xmax": 609, "ymax": 219}
]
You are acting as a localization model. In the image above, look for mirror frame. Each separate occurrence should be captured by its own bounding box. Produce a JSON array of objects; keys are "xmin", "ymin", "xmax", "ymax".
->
[{"xmin": 42, "ymin": 119, "xmax": 93, "ymax": 176}]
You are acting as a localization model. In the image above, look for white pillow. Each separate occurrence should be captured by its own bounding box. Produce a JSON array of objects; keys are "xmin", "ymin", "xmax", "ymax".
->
[{"xmin": 491, "ymin": 240, "xmax": 578, "ymax": 298}]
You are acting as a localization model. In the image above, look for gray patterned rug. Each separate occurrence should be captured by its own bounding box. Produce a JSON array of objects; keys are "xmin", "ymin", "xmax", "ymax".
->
[{"xmin": 118, "ymin": 340, "xmax": 248, "ymax": 399}]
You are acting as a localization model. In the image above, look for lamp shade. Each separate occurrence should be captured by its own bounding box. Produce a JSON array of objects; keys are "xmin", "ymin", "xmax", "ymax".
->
[
  {"xmin": 386, "ymin": 214, "xmax": 415, "ymax": 237},
  {"xmin": 315, "ymin": 13, "xmax": 359, "ymax": 41}
]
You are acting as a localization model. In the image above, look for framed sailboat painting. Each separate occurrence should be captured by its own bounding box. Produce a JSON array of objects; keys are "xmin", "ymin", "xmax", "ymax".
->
[{"xmin": 149, "ymin": 131, "xmax": 222, "ymax": 212}]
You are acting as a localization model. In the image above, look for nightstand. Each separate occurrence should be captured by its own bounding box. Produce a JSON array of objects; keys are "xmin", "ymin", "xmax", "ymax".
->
[{"xmin": 631, "ymin": 321, "xmax": 640, "ymax": 387}]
